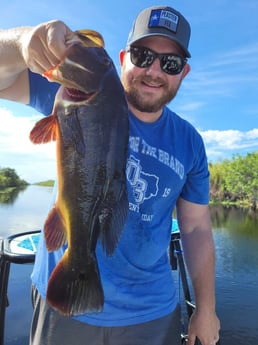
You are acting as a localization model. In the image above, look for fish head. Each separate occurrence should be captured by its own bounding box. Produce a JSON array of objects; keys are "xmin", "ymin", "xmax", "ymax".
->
[{"xmin": 44, "ymin": 29, "xmax": 114, "ymax": 101}]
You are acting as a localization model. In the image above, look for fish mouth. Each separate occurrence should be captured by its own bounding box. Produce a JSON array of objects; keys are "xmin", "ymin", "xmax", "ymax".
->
[{"xmin": 63, "ymin": 88, "xmax": 96, "ymax": 102}]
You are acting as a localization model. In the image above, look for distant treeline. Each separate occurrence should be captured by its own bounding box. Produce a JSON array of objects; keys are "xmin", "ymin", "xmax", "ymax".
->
[
  {"xmin": 35, "ymin": 180, "xmax": 54, "ymax": 187},
  {"xmin": 0, "ymin": 167, "xmax": 28, "ymax": 190},
  {"xmin": 209, "ymin": 151, "xmax": 258, "ymax": 210},
  {"xmin": 1, "ymin": 151, "xmax": 257, "ymax": 210}
]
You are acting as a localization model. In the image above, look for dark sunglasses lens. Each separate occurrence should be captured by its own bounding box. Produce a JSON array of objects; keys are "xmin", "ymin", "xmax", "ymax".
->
[
  {"xmin": 130, "ymin": 47, "xmax": 154, "ymax": 68},
  {"xmin": 160, "ymin": 55, "xmax": 185, "ymax": 75},
  {"xmin": 130, "ymin": 46, "xmax": 186, "ymax": 75}
]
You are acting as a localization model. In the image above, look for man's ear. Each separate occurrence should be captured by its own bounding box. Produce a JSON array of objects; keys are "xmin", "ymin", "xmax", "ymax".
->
[{"xmin": 182, "ymin": 63, "xmax": 191, "ymax": 79}]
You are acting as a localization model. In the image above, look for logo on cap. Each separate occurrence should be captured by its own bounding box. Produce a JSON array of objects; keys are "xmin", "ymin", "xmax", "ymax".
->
[{"xmin": 148, "ymin": 9, "xmax": 179, "ymax": 33}]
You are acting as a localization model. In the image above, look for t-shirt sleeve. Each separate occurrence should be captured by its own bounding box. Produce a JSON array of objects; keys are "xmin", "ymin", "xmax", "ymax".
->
[
  {"xmin": 28, "ymin": 70, "xmax": 60, "ymax": 115},
  {"xmin": 180, "ymin": 132, "xmax": 210, "ymax": 205}
]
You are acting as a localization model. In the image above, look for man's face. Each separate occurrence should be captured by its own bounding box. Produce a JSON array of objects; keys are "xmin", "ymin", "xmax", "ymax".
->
[{"xmin": 120, "ymin": 36, "xmax": 190, "ymax": 119}]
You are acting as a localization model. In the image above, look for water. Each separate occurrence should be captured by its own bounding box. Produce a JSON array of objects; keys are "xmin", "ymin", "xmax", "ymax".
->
[
  {"xmin": 0, "ymin": 186, "xmax": 258, "ymax": 344},
  {"xmin": 211, "ymin": 206, "xmax": 258, "ymax": 345},
  {"xmin": 0, "ymin": 185, "xmax": 53, "ymax": 345},
  {"xmin": 0, "ymin": 185, "xmax": 53, "ymax": 238}
]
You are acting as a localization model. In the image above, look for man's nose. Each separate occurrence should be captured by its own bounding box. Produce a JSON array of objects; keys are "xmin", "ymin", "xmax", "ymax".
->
[{"xmin": 145, "ymin": 57, "xmax": 163, "ymax": 75}]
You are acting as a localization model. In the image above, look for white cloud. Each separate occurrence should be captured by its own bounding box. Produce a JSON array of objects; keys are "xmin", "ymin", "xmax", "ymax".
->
[
  {"xmin": 200, "ymin": 128, "xmax": 258, "ymax": 161},
  {"xmin": 1, "ymin": 106, "xmax": 257, "ymax": 184},
  {"xmin": 0, "ymin": 108, "xmax": 56, "ymax": 183}
]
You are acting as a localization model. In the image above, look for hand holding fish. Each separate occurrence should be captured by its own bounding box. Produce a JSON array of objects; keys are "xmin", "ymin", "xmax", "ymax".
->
[{"xmin": 21, "ymin": 19, "xmax": 76, "ymax": 75}]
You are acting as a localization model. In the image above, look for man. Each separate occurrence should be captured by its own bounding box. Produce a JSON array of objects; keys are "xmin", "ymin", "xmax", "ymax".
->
[{"xmin": 0, "ymin": 5, "xmax": 220, "ymax": 345}]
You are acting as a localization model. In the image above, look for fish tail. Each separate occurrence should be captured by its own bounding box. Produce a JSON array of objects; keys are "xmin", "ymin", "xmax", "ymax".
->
[{"xmin": 46, "ymin": 251, "xmax": 104, "ymax": 316}]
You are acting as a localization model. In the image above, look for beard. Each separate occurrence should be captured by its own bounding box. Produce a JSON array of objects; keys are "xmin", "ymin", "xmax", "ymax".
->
[{"xmin": 122, "ymin": 74, "xmax": 181, "ymax": 113}]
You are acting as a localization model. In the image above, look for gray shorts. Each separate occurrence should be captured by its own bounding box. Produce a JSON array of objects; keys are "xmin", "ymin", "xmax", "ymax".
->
[{"xmin": 30, "ymin": 286, "xmax": 181, "ymax": 345}]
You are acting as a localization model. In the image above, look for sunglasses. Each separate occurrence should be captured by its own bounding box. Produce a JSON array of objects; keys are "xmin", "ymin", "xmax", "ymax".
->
[{"xmin": 128, "ymin": 46, "xmax": 187, "ymax": 75}]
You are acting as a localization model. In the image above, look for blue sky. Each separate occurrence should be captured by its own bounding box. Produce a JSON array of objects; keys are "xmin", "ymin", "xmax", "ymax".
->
[{"xmin": 0, "ymin": 0, "xmax": 257, "ymax": 183}]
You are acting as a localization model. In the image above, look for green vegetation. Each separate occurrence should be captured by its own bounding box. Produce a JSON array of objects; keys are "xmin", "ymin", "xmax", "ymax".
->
[
  {"xmin": 209, "ymin": 151, "xmax": 258, "ymax": 210},
  {"xmin": 0, "ymin": 167, "xmax": 28, "ymax": 190},
  {"xmin": 34, "ymin": 180, "xmax": 55, "ymax": 187},
  {"xmin": 1, "ymin": 151, "xmax": 257, "ymax": 210}
]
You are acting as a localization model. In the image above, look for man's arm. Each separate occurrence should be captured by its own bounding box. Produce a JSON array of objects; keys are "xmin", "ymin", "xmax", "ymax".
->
[
  {"xmin": 176, "ymin": 196, "xmax": 220, "ymax": 345},
  {"xmin": 0, "ymin": 20, "xmax": 75, "ymax": 104},
  {"xmin": 0, "ymin": 28, "xmax": 31, "ymax": 103}
]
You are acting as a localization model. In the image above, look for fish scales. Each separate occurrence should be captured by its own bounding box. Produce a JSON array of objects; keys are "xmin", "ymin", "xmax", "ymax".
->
[{"xmin": 30, "ymin": 30, "xmax": 129, "ymax": 316}]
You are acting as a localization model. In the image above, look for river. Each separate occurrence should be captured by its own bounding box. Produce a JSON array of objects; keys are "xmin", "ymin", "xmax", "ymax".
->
[{"xmin": 0, "ymin": 185, "xmax": 257, "ymax": 345}]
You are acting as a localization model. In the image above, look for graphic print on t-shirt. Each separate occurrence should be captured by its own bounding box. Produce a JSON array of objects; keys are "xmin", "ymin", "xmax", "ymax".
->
[
  {"xmin": 126, "ymin": 135, "xmax": 186, "ymax": 221},
  {"xmin": 126, "ymin": 155, "xmax": 159, "ymax": 205}
]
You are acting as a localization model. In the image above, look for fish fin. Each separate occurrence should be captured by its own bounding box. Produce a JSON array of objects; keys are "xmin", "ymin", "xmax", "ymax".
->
[
  {"xmin": 44, "ymin": 206, "xmax": 67, "ymax": 251},
  {"xmin": 75, "ymin": 29, "xmax": 104, "ymax": 48},
  {"xmin": 99, "ymin": 187, "xmax": 128, "ymax": 256},
  {"xmin": 30, "ymin": 114, "xmax": 57, "ymax": 144},
  {"xmin": 43, "ymin": 66, "xmax": 59, "ymax": 81},
  {"xmin": 47, "ymin": 250, "xmax": 104, "ymax": 316}
]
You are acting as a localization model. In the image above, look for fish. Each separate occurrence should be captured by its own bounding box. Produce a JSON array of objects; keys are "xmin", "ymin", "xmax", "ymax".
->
[{"xmin": 29, "ymin": 29, "xmax": 129, "ymax": 316}]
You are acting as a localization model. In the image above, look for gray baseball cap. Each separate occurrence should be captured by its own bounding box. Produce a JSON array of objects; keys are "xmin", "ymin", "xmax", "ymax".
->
[{"xmin": 127, "ymin": 6, "xmax": 191, "ymax": 58}]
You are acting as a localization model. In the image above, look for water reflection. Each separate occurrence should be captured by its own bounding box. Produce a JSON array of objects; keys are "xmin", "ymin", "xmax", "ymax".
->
[
  {"xmin": 1, "ymin": 188, "xmax": 258, "ymax": 345},
  {"xmin": 210, "ymin": 205, "xmax": 258, "ymax": 239},
  {"xmin": 0, "ymin": 186, "xmax": 28, "ymax": 204},
  {"xmin": 0, "ymin": 185, "xmax": 53, "ymax": 238},
  {"xmin": 210, "ymin": 205, "xmax": 258, "ymax": 345}
]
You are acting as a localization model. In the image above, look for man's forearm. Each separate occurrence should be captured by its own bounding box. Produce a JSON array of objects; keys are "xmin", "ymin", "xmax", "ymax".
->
[
  {"xmin": 0, "ymin": 27, "xmax": 30, "ymax": 90},
  {"xmin": 181, "ymin": 228, "xmax": 216, "ymax": 312}
]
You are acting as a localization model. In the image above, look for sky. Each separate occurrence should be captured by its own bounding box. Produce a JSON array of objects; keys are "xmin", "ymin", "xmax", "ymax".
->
[{"xmin": 0, "ymin": 0, "xmax": 257, "ymax": 183}]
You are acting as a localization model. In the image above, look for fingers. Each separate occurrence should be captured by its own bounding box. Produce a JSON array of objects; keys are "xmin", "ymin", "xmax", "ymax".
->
[
  {"xmin": 43, "ymin": 20, "xmax": 75, "ymax": 61},
  {"xmin": 22, "ymin": 20, "xmax": 75, "ymax": 75},
  {"xmin": 186, "ymin": 310, "xmax": 220, "ymax": 345},
  {"xmin": 184, "ymin": 335, "xmax": 220, "ymax": 345},
  {"xmin": 186, "ymin": 333, "xmax": 196, "ymax": 345}
]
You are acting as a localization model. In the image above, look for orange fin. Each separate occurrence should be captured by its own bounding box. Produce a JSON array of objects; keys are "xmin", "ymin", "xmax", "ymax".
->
[
  {"xmin": 44, "ymin": 206, "xmax": 67, "ymax": 251},
  {"xmin": 47, "ymin": 251, "xmax": 104, "ymax": 316},
  {"xmin": 75, "ymin": 29, "xmax": 104, "ymax": 48},
  {"xmin": 30, "ymin": 114, "xmax": 57, "ymax": 144},
  {"xmin": 43, "ymin": 66, "xmax": 59, "ymax": 81}
]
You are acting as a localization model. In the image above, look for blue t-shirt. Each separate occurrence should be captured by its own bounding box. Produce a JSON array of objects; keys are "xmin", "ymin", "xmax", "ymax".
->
[{"xmin": 29, "ymin": 70, "xmax": 209, "ymax": 326}]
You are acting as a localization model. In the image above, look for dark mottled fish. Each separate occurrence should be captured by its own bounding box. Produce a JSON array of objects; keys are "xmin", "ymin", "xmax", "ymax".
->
[{"xmin": 30, "ymin": 30, "xmax": 128, "ymax": 316}]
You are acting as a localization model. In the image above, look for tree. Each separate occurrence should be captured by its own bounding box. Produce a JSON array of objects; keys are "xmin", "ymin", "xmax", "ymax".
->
[
  {"xmin": 209, "ymin": 151, "xmax": 258, "ymax": 209},
  {"xmin": 0, "ymin": 167, "xmax": 28, "ymax": 189}
]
